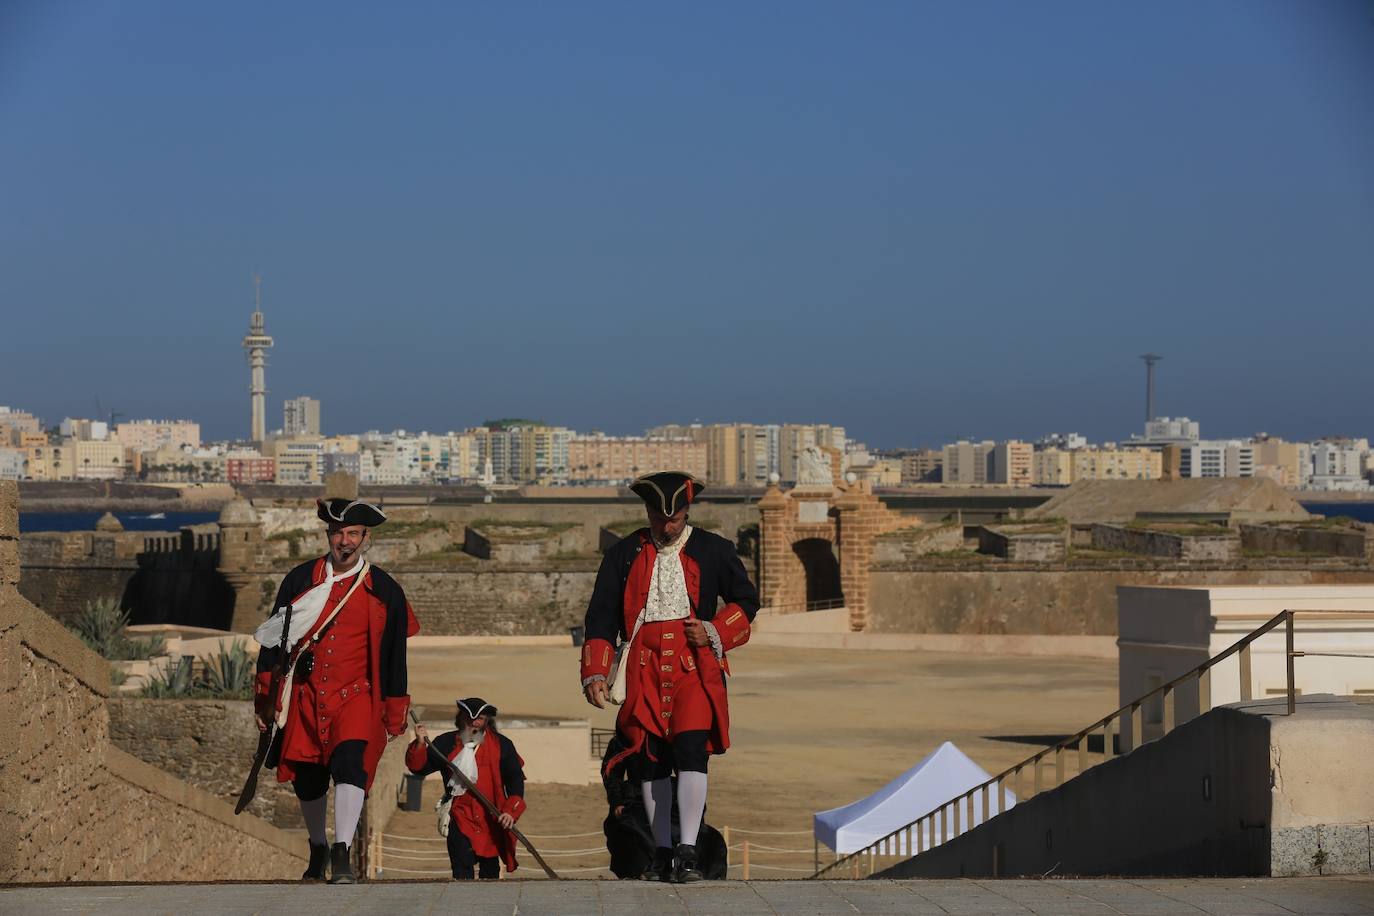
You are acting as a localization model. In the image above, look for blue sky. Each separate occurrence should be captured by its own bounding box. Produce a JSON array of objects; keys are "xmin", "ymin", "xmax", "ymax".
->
[{"xmin": 2, "ymin": 1, "xmax": 1371, "ymax": 448}]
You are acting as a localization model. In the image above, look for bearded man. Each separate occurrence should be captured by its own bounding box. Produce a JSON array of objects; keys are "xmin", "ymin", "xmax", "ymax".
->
[
  {"xmin": 407, "ymin": 698, "xmax": 528, "ymax": 880},
  {"xmin": 580, "ymin": 471, "xmax": 759, "ymax": 883},
  {"xmin": 253, "ymin": 497, "xmax": 420, "ymax": 884}
]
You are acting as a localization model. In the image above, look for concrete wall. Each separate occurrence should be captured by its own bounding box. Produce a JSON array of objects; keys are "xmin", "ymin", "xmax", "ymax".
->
[
  {"xmin": 0, "ymin": 481, "xmax": 306, "ymax": 882},
  {"xmin": 868, "ymin": 566, "xmax": 1374, "ymax": 636},
  {"xmin": 877, "ymin": 696, "xmax": 1374, "ymax": 879}
]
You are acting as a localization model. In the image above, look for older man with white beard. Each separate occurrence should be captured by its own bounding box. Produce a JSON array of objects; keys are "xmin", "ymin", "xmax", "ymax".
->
[{"xmin": 408, "ymin": 698, "xmax": 528, "ymax": 879}]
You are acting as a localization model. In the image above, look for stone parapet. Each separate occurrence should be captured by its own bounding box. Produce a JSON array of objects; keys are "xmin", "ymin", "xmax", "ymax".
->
[{"xmin": 0, "ymin": 480, "xmax": 306, "ymax": 882}]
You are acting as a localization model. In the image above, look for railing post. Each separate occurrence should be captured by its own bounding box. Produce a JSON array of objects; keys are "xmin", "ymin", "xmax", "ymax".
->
[
  {"xmin": 1162, "ymin": 685, "xmax": 1175, "ymax": 735},
  {"xmin": 1078, "ymin": 734, "xmax": 1088, "ymax": 775},
  {"xmin": 1131, "ymin": 702, "xmax": 1143, "ymax": 750},
  {"xmin": 966, "ymin": 792, "xmax": 975, "ymax": 833},
  {"xmin": 953, "ymin": 796, "xmax": 961, "ymax": 836},
  {"xmin": 1054, "ymin": 746, "xmax": 1065, "ymax": 786},
  {"xmin": 938, "ymin": 805, "xmax": 947, "ymax": 846},
  {"xmin": 916, "ymin": 816, "xmax": 924, "ymax": 854},
  {"xmin": 981, "ymin": 783, "xmax": 991, "ymax": 824},
  {"xmin": 1239, "ymin": 644, "xmax": 1253, "ymax": 701},
  {"xmin": 1286, "ymin": 610, "xmax": 1296, "ymax": 716},
  {"xmin": 1199, "ymin": 666, "xmax": 1212, "ymax": 715},
  {"xmin": 1033, "ymin": 754, "xmax": 1043, "ymax": 795},
  {"xmin": 743, "ymin": 840, "xmax": 751, "ymax": 880}
]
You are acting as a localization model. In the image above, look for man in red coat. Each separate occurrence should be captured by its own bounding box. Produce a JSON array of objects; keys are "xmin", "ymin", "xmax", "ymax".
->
[
  {"xmin": 254, "ymin": 498, "xmax": 420, "ymax": 883},
  {"xmin": 581, "ymin": 471, "xmax": 759, "ymax": 883},
  {"xmin": 407, "ymin": 698, "xmax": 528, "ymax": 879}
]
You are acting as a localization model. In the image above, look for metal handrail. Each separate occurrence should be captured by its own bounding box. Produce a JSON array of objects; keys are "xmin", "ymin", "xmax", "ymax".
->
[{"xmin": 809, "ymin": 607, "xmax": 1370, "ymax": 879}]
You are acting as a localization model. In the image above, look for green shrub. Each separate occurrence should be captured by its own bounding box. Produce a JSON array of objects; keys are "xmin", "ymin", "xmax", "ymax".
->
[
  {"xmin": 199, "ymin": 640, "xmax": 256, "ymax": 699},
  {"xmin": 65, "ymin": 598, "xmax": 166, "ymax": 660},
  {"xmin": 142, "ymin": 655, "xmax": 196, "ymax": 698},
  {"xmin": 139, "ymin": 643, "xmax": 259, "ymax": 700}
]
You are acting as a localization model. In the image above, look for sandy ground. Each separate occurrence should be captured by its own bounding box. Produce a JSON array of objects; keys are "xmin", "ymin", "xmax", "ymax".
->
[{"xmin": 378, "ymin": 645, "xmax": 1116, "ymax": 880}]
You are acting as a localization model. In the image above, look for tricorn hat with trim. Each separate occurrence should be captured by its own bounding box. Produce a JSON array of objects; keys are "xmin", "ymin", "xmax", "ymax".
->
[
  {"xmin": 316, "ymin": 497, "xmax": 387, "ymax": 528},
  {"xmin": 630, "ymin": 471, "xmax": 704, "ymax": 517},
  {"xmin": 457, "ymin": 697, "xmax": 497, "ymax": 720}
]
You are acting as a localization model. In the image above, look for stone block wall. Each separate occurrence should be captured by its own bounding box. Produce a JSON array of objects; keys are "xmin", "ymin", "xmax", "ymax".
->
[
  {"xmin": 108, "ymin": 698, "xmax": 408, "ymax": 839},
  {"xmin": 1240, "ymin": 524, "xmax": 1371, "ymax": 560},
  {"xmin": 873, "ymin": 524, "xmax": 964, "ymax": 563},
  {"xmin": 868, "ymin": 566, "xmax": 1374, "ymax": 636},
  {"xmin": 976, "ymin": 527, "xmax": 1066, "ymax": 563},
  {"xmin": 0, "ymin": 481, "xmax": 305, "ymax": 882},
  {"xmin": 1092, "ymin": 524, "xmax": 1239, "ymax": 562},
  {"xmin": 398, "ymin": 568, "xmax": 599, "ymax": 635}
]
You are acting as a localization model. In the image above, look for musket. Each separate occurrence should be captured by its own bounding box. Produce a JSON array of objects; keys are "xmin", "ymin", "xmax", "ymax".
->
[
  {"xmin": 407, "ymin": 708, "xmax": 561, "ymax": 879},
  {"xmin": 235, "ymin": 602, "xmax": 293, "ymax": 815}
]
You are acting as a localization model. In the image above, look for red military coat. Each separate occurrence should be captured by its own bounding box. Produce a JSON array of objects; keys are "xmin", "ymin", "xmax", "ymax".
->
[
  {"xmin": 255, "ymin": 557, "xmax": 420, "ymax": 790},
  {"xmin": 405, "ymin": 729, "xmax": 527, "ymax": 872},
  {"xmin": 580, "ymin": 528, "xmax": 759, "ymax": 774}
]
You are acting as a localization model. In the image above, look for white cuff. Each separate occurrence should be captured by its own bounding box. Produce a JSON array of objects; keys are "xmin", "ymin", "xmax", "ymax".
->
[
  {"xmin": 582, "ymin": 674, "xmax": 607, "ymax": 688},
  {"xmin": 702, "ymin": 621, "xmax": 724, "ymax": 660}
]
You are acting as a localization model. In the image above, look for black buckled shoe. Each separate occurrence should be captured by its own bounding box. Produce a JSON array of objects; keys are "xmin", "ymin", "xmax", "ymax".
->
[
  {"xmin": 328, "ymin": 841, "xmax": 356, "ymax": 884},
  {"xmin": 302, "ymin": 842, "xmax": 329, "ymax": 880},
  {"xmin": 672, "ymin": 843, "xmax": 703, "ymax": 884},
  {"xmin": 641, "ymin": 846, "xmax": 672, "ymax": 881}
]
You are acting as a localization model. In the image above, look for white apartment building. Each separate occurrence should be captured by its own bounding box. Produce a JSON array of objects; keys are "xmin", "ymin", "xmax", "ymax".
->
[
  {"xmin": 0, "ymin": 448, "xmax": 25, "ymax": 480},
  {"xmin": 1308, "ymin": 439, "xmax": 1370, "ymax": 491},
  {"xmin": 1141, "ymin": 417, "xmax": 1201, "ymax": 445},
  {"xmin": 1176, "ymin": 441, "xmax": 1255, "ymax": 479}
]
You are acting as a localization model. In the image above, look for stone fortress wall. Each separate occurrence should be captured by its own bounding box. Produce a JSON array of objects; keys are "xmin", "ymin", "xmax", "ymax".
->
[
  {"xmin": 0, "ymin": 480, "xmax": 307, "ymax": 882},
  {"xmin": 17, "ymin": 479, "xmax": 1374, "ymax": 639}
]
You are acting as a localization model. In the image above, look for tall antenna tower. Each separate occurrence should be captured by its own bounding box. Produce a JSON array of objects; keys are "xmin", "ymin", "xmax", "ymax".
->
[
  {"xmin": 1140, "ymin": 353, "xmax": 1162, "ymax": 422},
  {"xmin": 242, "ymin": 274, "xmax": 275, "ymax": 442}
]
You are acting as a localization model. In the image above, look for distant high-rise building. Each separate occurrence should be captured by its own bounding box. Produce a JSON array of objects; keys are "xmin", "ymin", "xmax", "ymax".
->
[
  {"xmin": 284, "ymin": 397, "xmax": 321, "ymax": 437},
  {"xmin": 242, "ymin": 276, "xmax": 274, "ymax": 442},
  {"xmin": 1141, "ymin": 417, "xmax": 1201, "ymax": 445}
]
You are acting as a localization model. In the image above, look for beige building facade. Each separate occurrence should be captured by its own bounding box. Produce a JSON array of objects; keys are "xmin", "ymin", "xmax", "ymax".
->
[
  {"xmin": 568, "ymin": 436, "xmax": 708, "ymax": 483},
  {"xmin": 114, "ymin": 419, "xmax": 201, "ymax": 452}
]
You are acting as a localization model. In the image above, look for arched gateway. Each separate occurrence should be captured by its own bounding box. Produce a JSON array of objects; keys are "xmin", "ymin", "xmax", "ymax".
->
[{"xmin": 756, "ymin": 449, "xmax": 920, "ymax": 632}]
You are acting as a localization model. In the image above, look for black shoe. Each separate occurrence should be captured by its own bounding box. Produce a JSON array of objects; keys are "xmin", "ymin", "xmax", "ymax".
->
[
  {"xmin": 328, "ymin": 842, "xmax": 356, "ymax": 884},
  {"xmin": 672, "ymin": 843, "xmax": 703, "ymax": 884},
  {"xmin": 641, "ymin": 846, "xmax": 672, "ymax": 881},
  {"xmin": 302, "ymin": 842, "xmax": 329, "ymax": 880}
]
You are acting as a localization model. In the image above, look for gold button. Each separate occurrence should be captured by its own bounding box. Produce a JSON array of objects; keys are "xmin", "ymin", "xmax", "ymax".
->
[{"xmin": 661, "ymin": 665, "xmax": 672, "ymax": 672}]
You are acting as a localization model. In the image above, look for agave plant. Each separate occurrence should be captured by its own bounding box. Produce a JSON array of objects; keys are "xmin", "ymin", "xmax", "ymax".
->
[
  {"xmin": 198, "ymin": 640, "xmax": 256, "ymax": 699},
  {"xmin": 142, "ymin": 655, "xmax": 196, "ymax": 698},
  {"xmin": 65, "ymin": 598, "xmax": 166, "ymax": 660},
  {"xmin": 65, "ymin": 598, "xmax": 128, "ymax": 657}
]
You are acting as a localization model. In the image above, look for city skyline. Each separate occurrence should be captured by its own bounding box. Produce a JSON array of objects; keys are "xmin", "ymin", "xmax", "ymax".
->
[{"xmin": 2, "ymin": 2, "xmax": 1372, "ymax": 447}]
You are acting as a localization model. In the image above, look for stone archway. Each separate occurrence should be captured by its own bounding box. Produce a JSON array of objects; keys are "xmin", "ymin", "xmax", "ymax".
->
[
  {"xmin": 757, "ymin": 473, "xmax": 920, "ymax": 631},
  {"xmin": 793, "ymin": 537, "xmax": 843, "ymax": 606}
]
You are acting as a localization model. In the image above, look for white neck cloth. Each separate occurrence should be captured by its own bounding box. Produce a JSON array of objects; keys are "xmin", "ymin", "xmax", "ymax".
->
[
  {"xmin": 642, "ymin": 525, "xmax": 693, "ymax": 623},
  {"xmin": 253, "ymin": 556, "xmax": 365, "ymax": 652}
]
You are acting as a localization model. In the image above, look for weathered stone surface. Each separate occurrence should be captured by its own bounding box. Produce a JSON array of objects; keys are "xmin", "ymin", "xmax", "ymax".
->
[{"xmin": 869, "ymin": 566, "xmax": 1374, "ymax": 635}]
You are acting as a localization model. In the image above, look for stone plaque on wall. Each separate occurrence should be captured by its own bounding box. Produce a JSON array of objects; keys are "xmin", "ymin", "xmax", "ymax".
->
[{"xmin": 798, "ymin": 500, "xmax": 830, "ymax": 524}]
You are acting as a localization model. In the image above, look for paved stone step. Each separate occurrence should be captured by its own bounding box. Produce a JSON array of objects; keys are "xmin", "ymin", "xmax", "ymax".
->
[{"xmin": 2, "ymin": 878, "xmax": 1373, "ymax": 915}]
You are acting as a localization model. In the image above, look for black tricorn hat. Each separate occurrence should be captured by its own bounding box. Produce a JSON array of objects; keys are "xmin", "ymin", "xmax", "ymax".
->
[
  {"xmin": 630, "ymin": 471, "xmax": 704, "ymax": 516},
  {"xmin": 316, "ymin": 498, "xmax": 387, "ymax": 528},
  {"xmin": 457, "ymin": 697, "xmax": 497, "ymax": 720}
]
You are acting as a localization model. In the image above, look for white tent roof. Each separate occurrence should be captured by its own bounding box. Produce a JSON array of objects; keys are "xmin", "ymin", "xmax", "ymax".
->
[{"xmin": 814, "ymin": 741, "xmax": 1017, "ymax": 855}]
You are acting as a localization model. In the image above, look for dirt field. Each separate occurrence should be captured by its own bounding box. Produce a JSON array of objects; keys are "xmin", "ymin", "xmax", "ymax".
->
[{"xmin": 380, "ymin": 645, "xmax": 1117, "ymax": 880}]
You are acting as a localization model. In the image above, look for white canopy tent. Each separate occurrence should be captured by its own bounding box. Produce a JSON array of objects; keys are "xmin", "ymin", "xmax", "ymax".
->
[{"xmin": 814, "ymin": 741, "xmax": 1017, "ymax": 856}]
